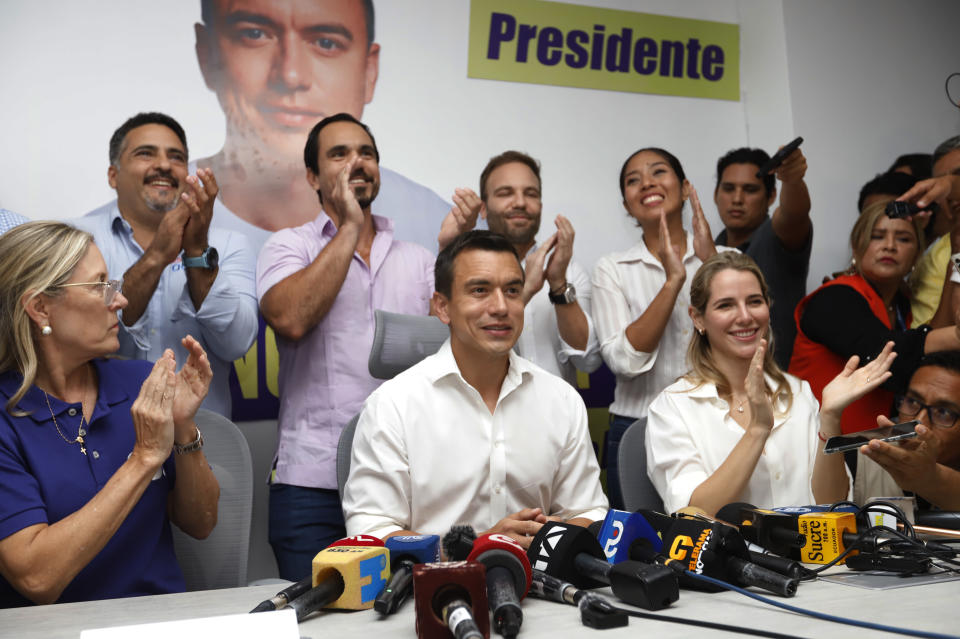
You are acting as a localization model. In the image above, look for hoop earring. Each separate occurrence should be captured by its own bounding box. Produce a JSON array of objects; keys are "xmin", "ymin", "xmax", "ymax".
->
[{"xmin": 41, "ymin": 325, "xmax": 52, "ymax": 336}]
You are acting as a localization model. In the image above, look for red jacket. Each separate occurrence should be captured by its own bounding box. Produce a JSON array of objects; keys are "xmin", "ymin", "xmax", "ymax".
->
[{"xmin": 789, "ymin": 274, "xmax": 906, "ymax": 434}]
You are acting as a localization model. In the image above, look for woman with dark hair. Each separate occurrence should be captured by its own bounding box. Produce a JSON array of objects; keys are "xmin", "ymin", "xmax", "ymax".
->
[
  {"xmin": 790, "ymin": 198, "xmax": 960, "ymax": 434},
  {"xmin": 0, "ymin": 222, "xmax": 219, "ymax": 607},
  {"xmin": 646, "ymin": 252, "xmax": 893, "ymax": 516},
  {"xmin": 591, "ymin": 147, "xmax": 719, "ymax": 508}
]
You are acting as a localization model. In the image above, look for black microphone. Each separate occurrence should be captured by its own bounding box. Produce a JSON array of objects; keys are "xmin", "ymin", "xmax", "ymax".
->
[
  {"xmin": 527, "ymin": 521, "xmax": 678, "ymax": 610},
  {"xmin": 467, "ymin": 533, "xmax": 532, "ymax": 639},
  {"xmin": 636, "ymin": 510, "xmax": 798, "ymax": 597},
  {"xmin": 249, "ymin": 576, "xmax": 312, "ymax": 613},
  {"xmin": 529, "ymin": 570, "xmax": 628, "ymax": 630},
  {"xmin": 374, "ymin": 534, "xmax": 441, "ymax": 615},
  {"xmin": 287, "ymin": 575, "xmax": 345, "ymax": 621},
  {"xmin": 443, "ymin": 524, "xmax": 478, "ymax": 561}
]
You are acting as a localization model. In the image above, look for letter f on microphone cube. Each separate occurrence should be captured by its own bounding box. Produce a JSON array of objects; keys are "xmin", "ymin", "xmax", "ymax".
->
[
  {"xmin": 312, "ymin": 546, "xmax": 390, "ymax": 609},
  {"xmin": 598, "ymin": 509, "xmax": 663, "ymax": 564}
]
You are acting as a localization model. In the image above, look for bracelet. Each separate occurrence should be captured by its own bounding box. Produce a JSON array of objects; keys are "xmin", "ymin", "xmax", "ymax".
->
[
  {"xmin": 173, "ymin": 427, "xmax": 204, "ymax": 455},
  {"xmin": 817, "ymin": 431, "xmax": 828, "ymax": 443}
]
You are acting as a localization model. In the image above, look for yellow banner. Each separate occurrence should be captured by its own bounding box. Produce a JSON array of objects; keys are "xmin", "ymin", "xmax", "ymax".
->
[{"xmin": 468, "ymin": 0, "xmax": 740, "ymax": 101}]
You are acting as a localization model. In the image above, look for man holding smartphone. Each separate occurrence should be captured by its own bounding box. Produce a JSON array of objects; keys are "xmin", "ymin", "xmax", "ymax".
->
[
  {"xmin": 855, "ymin": 350, "xmax": 960, "ymax": 510},
  {"xmin": 713, "ymin": 144, "xmax": 812, "ymax": 368}
]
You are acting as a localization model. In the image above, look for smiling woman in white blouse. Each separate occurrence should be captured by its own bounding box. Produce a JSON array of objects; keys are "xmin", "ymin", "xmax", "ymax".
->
[
  {"xmin": 645, "ymin": 252, "xmax": 895, "ymax": 516},
  {"xmin": 591, "ymin": 147, "xmax": 719, "ymax": 509}
]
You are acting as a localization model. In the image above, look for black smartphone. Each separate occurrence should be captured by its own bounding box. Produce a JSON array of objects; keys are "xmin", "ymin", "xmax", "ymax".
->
[
  {"xmin": 824, "ymin": 420, "xmax": 919, "ymax": 454},
  {"xmin": 885, "ymin": 200, "xmax": 940, "ymax": 219},
  {"xmin": 755, "ymin": 136, "xmax": 804, "ymax": 178}
]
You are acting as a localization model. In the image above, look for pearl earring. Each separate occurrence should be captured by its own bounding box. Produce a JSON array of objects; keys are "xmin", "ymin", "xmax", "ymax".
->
[
  {"xmin": 41, "ymin": 325, "xmax": 52, "ymax": 336},
  {"xmin": 698, "ymin": 328, "xmax": 704, "ymax": 335}
]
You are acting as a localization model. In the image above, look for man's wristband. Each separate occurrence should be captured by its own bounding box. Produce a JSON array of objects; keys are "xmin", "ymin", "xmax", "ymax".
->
[{"xmin": 173, "ymin": 427, "xmax": 204, "ymax": 454}]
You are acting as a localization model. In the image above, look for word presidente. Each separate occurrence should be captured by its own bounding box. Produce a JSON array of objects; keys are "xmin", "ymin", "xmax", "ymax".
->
[{"xmin": 486, "ymin": 12, "xmax": 726, "ymax": 81}]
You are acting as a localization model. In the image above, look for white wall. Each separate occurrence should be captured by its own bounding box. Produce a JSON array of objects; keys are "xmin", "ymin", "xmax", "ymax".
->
[{"xmin": 782, "ymin": 0, "xmax": 960, "ymax": 288}]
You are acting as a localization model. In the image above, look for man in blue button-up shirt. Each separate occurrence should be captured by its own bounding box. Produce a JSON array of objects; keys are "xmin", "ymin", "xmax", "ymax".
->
[{"xmin": 74, "ymin": 112, "xmax": 258, "ymax": 418}]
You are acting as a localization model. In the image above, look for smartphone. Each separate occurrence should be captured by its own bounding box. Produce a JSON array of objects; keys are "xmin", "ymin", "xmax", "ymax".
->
[
  {"xmin": 755, "ymin": 136, "xmax": 804, "ymax": 178},
  {"xmin": 824, "ymin": 420, "xmax": 919, "ymax": 454},
  {"xmin": 885, "ymin": 200, "xmax": 940, "ymax": 219}
]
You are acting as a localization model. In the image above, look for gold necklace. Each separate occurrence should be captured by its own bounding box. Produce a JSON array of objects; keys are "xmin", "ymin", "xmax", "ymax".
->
[{"xmin": 41, "ymin": 369, "xmax": 89, "ymax": 456}]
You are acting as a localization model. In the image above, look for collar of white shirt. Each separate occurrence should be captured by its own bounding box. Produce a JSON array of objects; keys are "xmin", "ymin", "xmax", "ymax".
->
[
  {"xmin": 672, "ymin": 372, "xmax": 795, "ymax": 430},
  {"xmin": 425, "ymin": 339, "xmax": 536, "ymax": 407}
]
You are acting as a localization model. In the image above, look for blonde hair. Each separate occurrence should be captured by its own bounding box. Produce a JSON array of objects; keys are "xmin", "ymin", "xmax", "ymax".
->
[
  {"xmin": 0, "ymin": 221, "xmax": 93, "ymax": 415},
  {"xmin": 851, "ymin": 198, "xmax": 924, "ymax": 276},
  {"xmin": 685, "ymin": 252, "xmax": 793, "ymax": 413}
]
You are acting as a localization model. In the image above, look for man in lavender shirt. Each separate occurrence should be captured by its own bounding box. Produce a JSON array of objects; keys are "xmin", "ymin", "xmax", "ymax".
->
[{"xmin": 256, "ymin": 113, "xmax": 434, "ymax": 580}]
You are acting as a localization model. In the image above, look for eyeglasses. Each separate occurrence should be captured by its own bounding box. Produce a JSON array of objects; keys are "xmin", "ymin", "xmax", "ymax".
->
[
  {"xmin": 895, "ymin": 395, "xmax": 960, "ymax": 429},
  {"xmin": 55, "ymin": 279, "xmax": 123, "ymax": 306}
]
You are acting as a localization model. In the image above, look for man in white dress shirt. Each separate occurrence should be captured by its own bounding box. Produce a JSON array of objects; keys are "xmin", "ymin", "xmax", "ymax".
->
[
  {"xmin": 343, "ymin": 230, "xmax": 608, "ymax": 548},
  {"xmin": 437, "ymin": 150, "xmax": 602, "ymax": 385}
]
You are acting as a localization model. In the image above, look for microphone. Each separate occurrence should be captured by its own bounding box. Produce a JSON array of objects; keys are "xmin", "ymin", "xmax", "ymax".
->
[
  {"xmin": 675, "ymin": 506, "xmax": 804, "ymax": 580},
  {"xmin": 443, "ymin": 525, "xmax": 478, "ymax": 561},
  {"xmin": 529, "ymin": 570, "xmax": 628, "ymax": 630},
  {"xmin": 527, "ymin": 521, "xmax": 678, "ymax": 610},
  {"xmin": 286, "ymin": 538, "xmax": 390, "ymax": 620},
  {"xmin": 249, "ymin": 576, "xmax": 312, "ymax": 613},
  {"xmin": 413, "ymin": 561, "xmax": 489, "ymax": 639},
  {"xmin": 467, "ymin": 533, "xmax": 532, "ymax": 639},
  {"xmin": 252, "ymin": 534, "xmax": 386, "ymax": 615},
  {"xmin": 718, "ymin": 504, "xmax": 867, "ymax": 565},
  {"xmin": 637, "ymin": 512, "xmax": 798, "ymax": 596},
  {"xmin": 375, "ymin": 534, "xmax": 441, "ymax": 616},
  {"xmin": 596, "ymin": 509, "xmax": 663, "ymax": 564}
]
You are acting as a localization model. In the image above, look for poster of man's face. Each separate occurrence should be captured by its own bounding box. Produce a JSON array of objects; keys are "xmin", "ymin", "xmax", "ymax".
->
[{"xmin": 195, "ymin": 0, "xmax": 379, "ymax": 164}]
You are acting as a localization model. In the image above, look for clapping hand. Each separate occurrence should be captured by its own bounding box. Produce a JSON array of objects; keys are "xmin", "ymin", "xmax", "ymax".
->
[
  {"xmin": 820, "ymin": 341, "xmax": 896, "ymax": 419},
  {"xmin": 689, "ymin": 185, "xmax": 716, "ymax": 262},
  {"xmin": 171, "ymin": 335, "xmax": 213, "ymax": 435},
  {"xmin": 745, "ymin": 338, "xmax": 774, "ymax": 432},
  {"xmin": 438, "ymin": 188, "xmax": 483, "ymax": 249},
  {"xmin": 130, "ymin": 352, "xmax": 178, "ymax": 467}
]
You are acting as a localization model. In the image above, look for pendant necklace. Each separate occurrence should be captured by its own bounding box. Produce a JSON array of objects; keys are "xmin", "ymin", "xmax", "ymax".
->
[{"xmin": 42, "ymin": 368, "xmax": 89, "ymax": 455}]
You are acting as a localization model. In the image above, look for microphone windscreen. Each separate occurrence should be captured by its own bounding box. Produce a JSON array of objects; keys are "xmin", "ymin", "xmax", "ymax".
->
[
  {"xmin": 468, "ymin": 533, "xmax": 532, "ymax": 596},
  {"xmin": 597, "ymin": 510, "xmax": 663, "ymax": 563},
  {"xmin": 527, "ymin": 521, "xmax": 606, "ymax": 589},
  {"xmin": 715, "ymin": 502, "xmax": 758, "ymax": 526},
  {"xmin": 385, "ymin": 534, "xmax": 441, "ymax": 567},
  {"xmin": 328, "ymin": 534, "xmax": 385, "ymax": 547},
  {"xmin": 413, "ymin": 562, "xmax": 490, "ymax": 639},
  {"xmin": 311, "ymin": 545, "xmax": 390, "ymax": 610},
  {"xmin": 442, "ymin": 525, "xmax": 477, "ymax": 561}
]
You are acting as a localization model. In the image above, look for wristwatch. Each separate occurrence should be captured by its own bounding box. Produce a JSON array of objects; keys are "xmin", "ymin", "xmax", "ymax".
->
[
  {"xmin": 548, "ymin": 282, "xmax": 577, "ymax": 305},
  {"xmin": 182, "ymin": 246, "xmax": 219, "ymax": 270},
  {"xmin": 951, "ymin": 252, "xmax": 960, "ymax": 273},
  {"xmin": 173, "ymin": 427, "xmax": 204, "ymax": 455}
]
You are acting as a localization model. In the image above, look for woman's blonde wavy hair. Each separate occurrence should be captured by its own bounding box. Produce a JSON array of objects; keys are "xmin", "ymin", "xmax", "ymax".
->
[
  {"xmin": 0, "ymin": 221, "xmax": 93, "ymax": 415},
  {"xmin": 684, "ymin": 251, "xmax": 793, "ymax": 414}
]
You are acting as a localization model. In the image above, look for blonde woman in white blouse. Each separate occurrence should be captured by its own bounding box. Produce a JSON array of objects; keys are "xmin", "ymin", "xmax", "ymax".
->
[
  {"xmin": 592, "ymin": 147, "xmax": 718, "ymax": 508},
  {"xmin": 645, "ymin": 252, "xmax": 896, "ymax": 516}
]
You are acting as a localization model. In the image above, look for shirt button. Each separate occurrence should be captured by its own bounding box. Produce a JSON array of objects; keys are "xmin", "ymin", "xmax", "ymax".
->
[
  {"xmin": 775, "ymin": 472, "xmax": 782, "ymax": 481},
  {"xmin": 92, "ymin": 451, "xmax": 100, "ymax": 459},
  {"xmin": 67, "ymin": 408, "xmax": 78, "ymax": 416},
  {"xmin": 494, "ymin": 440, "xmax": 501, "ymax": 448},
  {"xmin": 495, "ymin": 483, "xmax": 502, "ymax": 493}
]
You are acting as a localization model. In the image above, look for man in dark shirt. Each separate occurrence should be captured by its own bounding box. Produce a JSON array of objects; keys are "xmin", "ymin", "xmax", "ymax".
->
[{"xmin": 713, "ymin": 146, "xmax": 812, "ymax": 368}]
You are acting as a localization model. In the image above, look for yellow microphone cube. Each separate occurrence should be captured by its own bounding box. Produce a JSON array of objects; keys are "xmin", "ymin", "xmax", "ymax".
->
[
  {"xmin": 797, "ymin": 512, "xmax": 857, "ymax": 565},
  {"xmin": 311, "ymin": 546, "xmax": 391, "ymax": 610}
]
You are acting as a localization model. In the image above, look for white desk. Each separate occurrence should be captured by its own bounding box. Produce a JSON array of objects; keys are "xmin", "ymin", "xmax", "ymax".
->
[{"xmin": 1, "ymin": 575, "xmax": 957, "ymax": 638}]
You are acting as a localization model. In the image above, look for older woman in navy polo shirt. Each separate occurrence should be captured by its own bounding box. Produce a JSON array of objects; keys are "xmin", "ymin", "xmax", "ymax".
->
[{"xmin": 0, "ymin": 222, "xmax": 220, "ymax": 607}]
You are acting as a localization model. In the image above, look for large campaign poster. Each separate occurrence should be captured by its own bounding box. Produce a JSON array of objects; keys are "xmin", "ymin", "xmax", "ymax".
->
[{"xmin": 0, "ymin": 0, "xmax": 791, "ymax": 423}]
